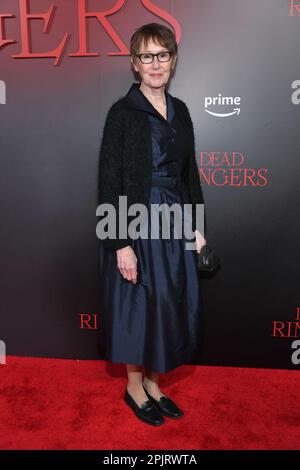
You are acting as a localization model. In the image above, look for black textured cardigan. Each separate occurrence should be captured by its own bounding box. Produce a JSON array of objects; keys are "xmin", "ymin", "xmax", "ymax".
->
[{"xmin": 97, "ymin": 83, "xmax": 205, "ymax": 251}]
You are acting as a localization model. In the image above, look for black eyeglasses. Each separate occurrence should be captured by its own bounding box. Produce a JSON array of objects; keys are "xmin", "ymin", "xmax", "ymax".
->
[{"xmin": 135, "ymin": 51, "xmax": 172, "ymax": 64}]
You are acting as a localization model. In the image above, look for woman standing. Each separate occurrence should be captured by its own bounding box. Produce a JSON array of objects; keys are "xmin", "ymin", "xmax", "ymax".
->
[{"xmin": 98, "ymin": 23, "xmax": 206, "ymax": 426}]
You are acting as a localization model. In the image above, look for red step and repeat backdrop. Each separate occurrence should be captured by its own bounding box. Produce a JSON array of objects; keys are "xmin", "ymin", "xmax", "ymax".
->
[{"xmin": 0, "ymin": 0, "xmax": 299, "ymax": 369}]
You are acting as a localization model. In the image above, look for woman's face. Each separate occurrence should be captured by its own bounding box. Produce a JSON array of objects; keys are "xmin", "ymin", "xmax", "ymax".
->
[{"xmin": 131, "ymin": 38, "xmax": 177, "ymax": 89}]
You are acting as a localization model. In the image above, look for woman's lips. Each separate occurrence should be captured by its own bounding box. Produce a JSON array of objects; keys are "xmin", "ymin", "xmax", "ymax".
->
[{"xmin": 150, "ymin": 74, "xmax": 162, "ymax": 77}]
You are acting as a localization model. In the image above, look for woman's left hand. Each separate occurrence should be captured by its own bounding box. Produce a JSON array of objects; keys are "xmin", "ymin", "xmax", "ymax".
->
[{"xmin": 194, "ymin": 230, "xmax": 206, "ymax": 253}]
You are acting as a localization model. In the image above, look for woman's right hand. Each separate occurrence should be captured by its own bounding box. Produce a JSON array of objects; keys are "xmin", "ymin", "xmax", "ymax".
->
[{"xmin": 116, "ymin": 245, "xmax": 138, "ymax": 284}]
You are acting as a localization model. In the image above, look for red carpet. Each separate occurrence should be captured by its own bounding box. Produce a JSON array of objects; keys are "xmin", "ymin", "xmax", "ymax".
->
[{"xmin": 0, "ymin": 356, "xmax": 299, "ymax": 450}]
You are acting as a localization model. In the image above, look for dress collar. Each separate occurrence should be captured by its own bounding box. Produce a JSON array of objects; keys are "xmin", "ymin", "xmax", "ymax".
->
[{"xmin": 125, "ymin": 82, "xmax": 174, "ymax": 123}]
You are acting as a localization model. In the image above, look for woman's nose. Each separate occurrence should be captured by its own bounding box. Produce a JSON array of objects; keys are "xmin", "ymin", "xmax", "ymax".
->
[{"xmin": 152, "ymin": 56, "xmax": 161, "ymax": 68}]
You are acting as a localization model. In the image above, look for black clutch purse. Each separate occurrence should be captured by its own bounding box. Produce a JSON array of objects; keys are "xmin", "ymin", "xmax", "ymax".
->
[{"xmin": 197, "ymin": 244, "xmax": 220, "ymax": 272}]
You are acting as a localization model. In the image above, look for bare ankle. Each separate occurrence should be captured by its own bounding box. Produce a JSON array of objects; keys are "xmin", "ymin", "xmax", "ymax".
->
[
  {"xmin": 143, "ymin": 377, "xmax": 158, "ymax": 388},
  {"xmin": 126, "ymin": 383, "xmax": 148, "ymax": 407}
]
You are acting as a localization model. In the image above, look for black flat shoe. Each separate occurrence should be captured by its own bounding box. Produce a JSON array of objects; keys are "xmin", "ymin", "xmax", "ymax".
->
[
  {"xmin": 124, "ymin": 388, "xmax": 165, "ymax": 426},
  {"xmin": 142, "ymin": 386, "xmax": 184, "ymax": 419}
]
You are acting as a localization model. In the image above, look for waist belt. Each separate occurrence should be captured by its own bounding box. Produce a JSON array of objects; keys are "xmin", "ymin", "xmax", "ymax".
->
[{"xmin": 151, "ymin": 175, "xmax": 181, "ymax": 189}]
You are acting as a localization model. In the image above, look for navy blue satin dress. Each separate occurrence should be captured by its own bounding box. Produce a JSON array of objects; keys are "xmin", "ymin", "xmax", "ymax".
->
[{"xmin": 98, "ymin": 84, "xmax": 203, "ymax": 374}]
